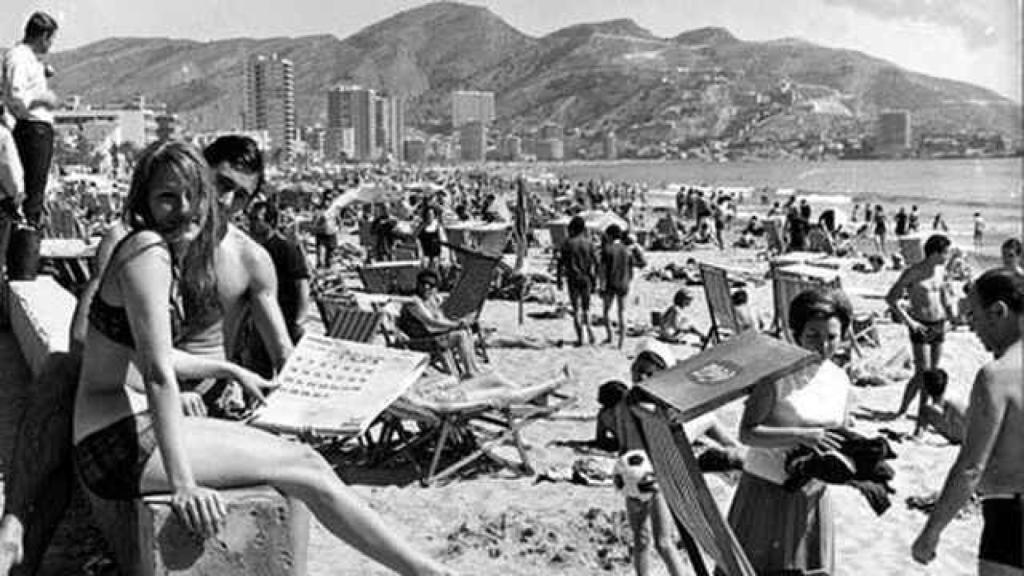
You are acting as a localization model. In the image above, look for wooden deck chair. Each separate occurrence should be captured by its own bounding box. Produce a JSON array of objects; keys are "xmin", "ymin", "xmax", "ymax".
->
[
  {"xmin": 761, "ymin": 219, "xmax": 785, "ymax": 258},
  {"xmin": 631, "ymin": 331, "xmax": 819, "ymax": 576},
  {"xmin": 698, "ymin": 263, "xmax": 742, "ymax": 348},
  {"xmin": 442, "ymin": 246, "xmax": 501, "ymax": 362},
  {"xmin": 383, "ymin": 372, "xmax": 577, "ymax": 485}
]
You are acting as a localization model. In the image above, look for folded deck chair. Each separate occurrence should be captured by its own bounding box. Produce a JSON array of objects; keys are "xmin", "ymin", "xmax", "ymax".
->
[
  {"xmin": 384, "ymin": 371, "xmax": 577, "ymax": 485},
  {"xmin": 631, "ymin": 331, "xmax": 819, "ymax": 576},
  {"xmin": 698, "ymin": 263, "xmax": 742, "ymax": 348}
]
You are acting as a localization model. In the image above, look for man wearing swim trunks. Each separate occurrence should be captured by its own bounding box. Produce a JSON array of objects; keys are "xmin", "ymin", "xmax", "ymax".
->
[
  {"xmin": 886, "ymin": 234, "xmax": 956, "ymax": 429},
  {"xmin": 913, "ymin": 268, "xmax": 1024, "ymax": 575},
  {"xmin": 557, "ymin": 215, "xmax": 597, "ymax": 347}
]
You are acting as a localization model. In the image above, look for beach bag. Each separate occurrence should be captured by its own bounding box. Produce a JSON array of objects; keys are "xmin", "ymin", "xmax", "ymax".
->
[{"xmin": 6, "ymin": 222, "xmax": 40, "ymax": 280}]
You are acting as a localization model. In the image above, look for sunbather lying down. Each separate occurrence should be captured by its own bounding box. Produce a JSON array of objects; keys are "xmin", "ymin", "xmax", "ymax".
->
[{"xmin": 400, "ymin": 365, "xmax": 574, "ymax": 414}]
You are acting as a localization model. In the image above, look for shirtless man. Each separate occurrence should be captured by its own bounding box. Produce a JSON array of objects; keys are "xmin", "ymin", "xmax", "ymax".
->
[
  {"xmin": 912, "ymin": 268, "xmax": 1024, "ymax": 575},
  {"xmin": 886, "ymin": 234, "xmax": 956, "ymax": 423},
  {"xmin": 0, "ymin": 135, "xmax": 300, "ymax": 575}
]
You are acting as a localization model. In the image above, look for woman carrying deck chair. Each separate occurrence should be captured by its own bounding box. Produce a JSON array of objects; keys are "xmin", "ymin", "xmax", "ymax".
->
[
  {"xmin": 71, "ymin": 141, "xmax": 456, "ymax": 576},
  {"xmin": 727, "ymin": 288, "xmax": 854, "ymax": 576}
]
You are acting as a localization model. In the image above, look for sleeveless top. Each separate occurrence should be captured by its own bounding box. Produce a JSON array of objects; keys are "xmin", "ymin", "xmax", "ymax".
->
[
  {"xmin": 743, "ymin": 361, "xmax": 851, "ymax": 485},
  {"xmin": 88, "ymin": 230, "xmax": 186, "ymax": 348}
]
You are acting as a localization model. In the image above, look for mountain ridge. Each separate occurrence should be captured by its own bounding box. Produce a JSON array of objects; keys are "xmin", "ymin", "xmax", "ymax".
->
[{"xmin": 45, "ymin": 1, "xmax": 1021, "ymax": 145}]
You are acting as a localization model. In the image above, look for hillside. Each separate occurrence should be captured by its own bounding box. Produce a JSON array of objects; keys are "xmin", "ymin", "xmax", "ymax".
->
[{"xmin": 46, "ymin": 1, "xmax": 1022, "ymax": 144}]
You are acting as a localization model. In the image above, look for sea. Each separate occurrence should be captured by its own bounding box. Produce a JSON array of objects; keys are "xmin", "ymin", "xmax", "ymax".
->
[{"xmin": 545, "ymin": 157, "xmax": 1023, "ymax": 257}]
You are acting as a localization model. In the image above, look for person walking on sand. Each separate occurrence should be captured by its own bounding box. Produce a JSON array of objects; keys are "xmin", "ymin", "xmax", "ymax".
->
[
  {"xmin": 872, "ymin": 204, "xmax": 888, "ymax": 254},
  {"xmin": 912, "ymin": 268, "xmax": 1023, "ymax": 576},
  {"xmin": 1, "ymin": 12, "xmax": 58, "ymax": 228},
  {"xmin": 599, "ymin": 223, "xmax": 645, "ymax": 349},
  {"xmin": 974, "ymin": 212, "xmax": 986, "ymax": 254},
  {"xmin": 557, "ymin": 215, "xmax": 598, "ymax": 346},
  {"xmin": 885, "ymin": 234, "xmax": 956, "ymax": 428}
]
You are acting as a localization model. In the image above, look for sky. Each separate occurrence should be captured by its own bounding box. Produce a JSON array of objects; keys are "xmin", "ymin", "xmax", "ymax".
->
[{"xmin": 6, "ymin": 0, "xmax": 1022, "ymax": 102}]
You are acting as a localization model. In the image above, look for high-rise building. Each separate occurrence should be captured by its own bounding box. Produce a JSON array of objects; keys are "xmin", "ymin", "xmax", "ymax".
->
[
  {"xmin": 459, "ymin": 121, "xmax": 486, "ymax": 162},
  {"xmin": 540, "ymin": 122, "xmax": 562, "ymax": 141},
  {"xmin": 536, "ymin": 138, "xmax": 564, "ymax": 161},
  {"xmin": 244, "ymin": 54, "xmax": 296, "ymax": 161},
  {"xmin": 875, "ymin": 110, "xmax": 912, "ymax": 158},
  {"xmin": 326, "ymin": 85, "xmax": 376, "ymax": 161},
  {"xmin": 503, "ymin": 135, "xmax": 522, "ymax": 161},
  {"xmin": 374, "ymin": 94, "xmax": 405, "ymax": 162},
  {"xmin": 451, "ymin": 91, "xmax": 495, "ymax": 128}
]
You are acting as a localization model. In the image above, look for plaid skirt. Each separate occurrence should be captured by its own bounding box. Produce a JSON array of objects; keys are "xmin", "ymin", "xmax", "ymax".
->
[{"xmin": 727, "ymin": 472, "xmax": 834, "ymax": 576}]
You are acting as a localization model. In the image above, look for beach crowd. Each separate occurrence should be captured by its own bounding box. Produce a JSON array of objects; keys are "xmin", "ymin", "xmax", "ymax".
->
[{"xmin": 1, "ymin": 10, "xmax": 1022, "ymax": 576}]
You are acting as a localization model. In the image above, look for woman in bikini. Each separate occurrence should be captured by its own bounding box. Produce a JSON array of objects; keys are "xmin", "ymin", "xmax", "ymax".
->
[{"xmin": 72, "ymin": 141, "xmax": 454, "ymax": 576}]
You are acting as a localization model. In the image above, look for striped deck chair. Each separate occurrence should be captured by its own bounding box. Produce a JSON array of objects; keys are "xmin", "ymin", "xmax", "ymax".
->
[
  {"xmin": 698, "ymin": 263, "xmax": 742, "ymax": 348},
  {"xmin": 325, "ymin": 305, "xmax": 384, "ymax": 343},
  {"xmin": 442, "ymin": 246, "xmax": 501, "ymax": 362}
]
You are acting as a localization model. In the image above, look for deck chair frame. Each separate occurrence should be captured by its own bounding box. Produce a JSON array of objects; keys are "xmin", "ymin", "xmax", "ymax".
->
[
  {"xmin": 441, "ymin": 245, "xmax": 501, "ymax": 363},
  {"xmin": 383, "ymin": 389, "xmax": 577, "ymax": 486},
  {"xmin": 698, "ymin": 262, "xmax": 741, "ymax": 348},
  {"xmin": 770, "ymin": 263, "xmax": 869, "ymax": 357}
]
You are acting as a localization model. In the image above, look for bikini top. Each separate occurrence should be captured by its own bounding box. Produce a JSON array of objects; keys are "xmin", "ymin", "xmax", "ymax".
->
[{"xmin": 88, "ymin": 230, "xmax": 186, "ymax": 349}]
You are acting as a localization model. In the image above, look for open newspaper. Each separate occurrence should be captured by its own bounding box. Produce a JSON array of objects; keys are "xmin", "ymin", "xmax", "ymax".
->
[{"xmin": 250, "ymin": 335, "xmax": 428, "ymax": 437}]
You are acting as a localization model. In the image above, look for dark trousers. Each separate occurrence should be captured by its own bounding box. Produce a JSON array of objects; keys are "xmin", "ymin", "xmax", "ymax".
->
[{"xmin": 12, "ymin": 121, "xmax": 54, "ymax": 227}]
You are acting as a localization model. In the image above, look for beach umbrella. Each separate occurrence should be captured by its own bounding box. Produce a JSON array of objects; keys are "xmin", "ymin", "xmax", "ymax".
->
[{"xmin": 577, "ymin": 210, "xmax": 628, "ymax": 232}]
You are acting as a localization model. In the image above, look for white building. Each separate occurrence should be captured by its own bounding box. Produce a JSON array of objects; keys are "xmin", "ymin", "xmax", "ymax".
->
[{"xmin": 451, "ymin": 90, "xmax": 495, "ymax": 128}]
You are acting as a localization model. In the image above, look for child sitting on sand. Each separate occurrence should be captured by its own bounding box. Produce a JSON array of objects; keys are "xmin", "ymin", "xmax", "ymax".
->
[
  {"xmin": 657, "ymin": 288, "xmax": 704, "ymax": 344},
  {"xmin": 917, "ymin": 368, "xmax": 966, "ymax": 445},
  {"xmin": 731, "ymin": 289, "xmax": 764, "ymax": 333}
]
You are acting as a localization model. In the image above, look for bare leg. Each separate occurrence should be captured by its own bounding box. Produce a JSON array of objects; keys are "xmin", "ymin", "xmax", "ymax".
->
[
  {"xmin": 0, "ymin": 353, "xmax": 80, "ymax": 576},
  {"xmin": 616, "ymin": 294, "xmax": 626, "ymax": 349},
  {"xmin": 139, "ymin": 418, "xmax": 452, "ymax": 576},
  {"xmin": 569, "ymin": 302, "xmax": 583, "ymax": 346},
  {"xmin": 895, "ymin": 342, "xmax": 927, "ymax": 415},
  {"xmin": 581, "ymin": 305, "xmax": 595, "ymax": 345},
  {"xmin": 649, "ymin": 492, "xmax": 687, "ymax": 576},
  {"xmin": 602, "ymin": 295, "xmax": 613, "ymax": 344},
  {"xmin": 625, "ymin": 496, "xmax": 653, "ymax": 576}
]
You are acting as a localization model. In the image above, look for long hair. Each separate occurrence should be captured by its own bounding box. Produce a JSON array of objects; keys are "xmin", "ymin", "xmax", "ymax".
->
[{"xmin": 123, "ymin": 140, "xmax": 221, "ymax": 324}]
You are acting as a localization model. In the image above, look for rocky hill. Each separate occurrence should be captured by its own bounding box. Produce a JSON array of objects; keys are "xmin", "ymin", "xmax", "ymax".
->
[{"xmin": 47, "ymin": 1, "xmax": 1021, "ymax": 143}]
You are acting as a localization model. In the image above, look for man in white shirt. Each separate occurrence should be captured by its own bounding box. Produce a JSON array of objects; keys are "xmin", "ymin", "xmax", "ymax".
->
[{"xmin": 2, "ymin": 12, "xmax": 58, "ymax": 227}]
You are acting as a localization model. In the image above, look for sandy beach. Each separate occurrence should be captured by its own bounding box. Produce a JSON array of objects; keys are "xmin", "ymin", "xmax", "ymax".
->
[
  {"xmin": 298, "ymin": 238, "xmax": 995, "ymax": 575},
  {"xmin": 0, "ymin": 237, "xmax": 1000, "ymax": 575}
]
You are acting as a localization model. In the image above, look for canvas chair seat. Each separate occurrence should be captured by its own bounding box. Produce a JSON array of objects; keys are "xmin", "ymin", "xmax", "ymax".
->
[
  {"xmin": 381, "ymin": 372, "xmax": 577, "ymax": 485},
  {"xmin": 698, "ymin": 262, "xmax": 742, "ymax": 348}
]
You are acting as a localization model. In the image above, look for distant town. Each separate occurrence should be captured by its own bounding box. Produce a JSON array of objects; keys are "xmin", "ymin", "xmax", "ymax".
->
[{"xmin": 52, "ymin": 52, "xmax": 1021, "ymax": 172}]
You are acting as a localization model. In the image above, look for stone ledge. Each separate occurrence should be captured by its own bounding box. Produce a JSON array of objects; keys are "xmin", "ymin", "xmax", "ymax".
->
[
  {"xmin": 7, "ymin": 274, "xmax": 76, "ymax": 378},
  {"xmin": 87, "ymin": 485, "xmax": 301, "ymax": 576}
]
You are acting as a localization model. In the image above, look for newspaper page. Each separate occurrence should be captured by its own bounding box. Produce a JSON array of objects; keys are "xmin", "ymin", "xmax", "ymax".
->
[{"xmin": 251, "ymin": 335, "xmax": 428, "ymax": 436}]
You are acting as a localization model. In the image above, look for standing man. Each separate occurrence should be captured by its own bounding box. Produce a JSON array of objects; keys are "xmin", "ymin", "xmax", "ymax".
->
[
  {"xmin": 2, "ymin": 12, "xmax": 58, "ymax": 228},
  {"xmin": 248, "ymin": 200, "xmax": 311, "ymax": 345},
  {"xmin": 886, "ymin": 234, "xmax": 957, "ymax": 426},
  {"xmin": 912, "ymin": 268, "xmax": 1023, "ymax": 575},
  {"xmin": 974, "ymin": 212, "xmax": 986, "ymax": 254},
  {"xmin": 557, "ymin": 215, "xmax": 597, "ymax": 347},
  {"xmin": 599, "ymin": 224, "xmax": 645, "ymax": 349}
]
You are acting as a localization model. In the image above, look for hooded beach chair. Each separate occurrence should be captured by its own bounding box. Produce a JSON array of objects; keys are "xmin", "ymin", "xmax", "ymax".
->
[{"xmin": 698, "ymin": 262, "xmax": 742, "ymax": 348}]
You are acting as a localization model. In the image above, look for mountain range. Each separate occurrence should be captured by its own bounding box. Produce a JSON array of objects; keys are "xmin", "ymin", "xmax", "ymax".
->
[{"xmin": 47, "ymin": 1, "xmax": 1022, "ymax": 145}]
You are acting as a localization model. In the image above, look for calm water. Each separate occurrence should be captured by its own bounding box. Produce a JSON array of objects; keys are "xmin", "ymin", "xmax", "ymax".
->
[{"xmin": 551, "ymin": 158, "xmax": 1023, "ymax": 250}]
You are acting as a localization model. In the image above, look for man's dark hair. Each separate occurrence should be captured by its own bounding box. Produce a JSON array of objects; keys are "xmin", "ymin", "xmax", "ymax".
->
[
  {"xmin": 250, "ymin": 200, "xmax": 279, "ymax": 228},
  {"xmin": 731, "ymin": 289, "xmax": 749, "ymax": 306},
  {"xmin": 25, "ymin": 12, "xmax": 58, "ymax": 40},
  {"xmin": 789, "ymin": 287, "xmax": 853, "ymax": 339},
  {"xmin": 972, "ymin": 268, "xmax": 1024, "ymax": 315},
  {"xmin": 605, "ymin": 224, "xmax": 622, "ymax": 241},
  {"xmin": 1002, "ymin": 237, "xmax": 1023, "ymax": 257},
  {"xmin": 416, "ymin": 268, "xmax": 440, "ymax": 287},
  {"xmin": 597, "ymin": 380, "xmax": 629, "ymax": 408},
  {"xmin": 568, "ymin": 215, "xmax": 586, "ymax": 237},
  {"xmin": 203, "ymin": 135, "xmax": 265, "ymax": 190},
  {"xmin": 924, "ymin": 234, "xmax": 951, "ymax": 257},
  {"xmin": 922, "ymin": 368, "xmax": 948, "ymax": 401}
]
